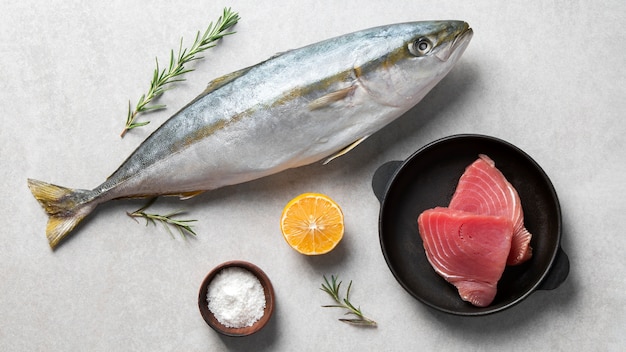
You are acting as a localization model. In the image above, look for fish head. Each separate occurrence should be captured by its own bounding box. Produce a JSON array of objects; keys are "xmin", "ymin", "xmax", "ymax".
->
[{"xmin": 356, "ymin": 21, "xmax": 473, "ymax": 108}]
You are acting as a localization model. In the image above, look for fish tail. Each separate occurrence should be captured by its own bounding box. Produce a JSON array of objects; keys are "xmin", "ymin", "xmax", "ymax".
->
[{"xmin": 27, "ymin": 178, "xmax": 97, "ymax": 249}]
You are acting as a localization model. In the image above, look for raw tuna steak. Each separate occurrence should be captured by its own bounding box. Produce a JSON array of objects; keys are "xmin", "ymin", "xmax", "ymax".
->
[
  {"xmin": 417, "ymin": 207, "xmax": 513, "ymax": 307},
  {"xmin": 449, "ymin": 154, "xmax": 532, "ymax": 265}
]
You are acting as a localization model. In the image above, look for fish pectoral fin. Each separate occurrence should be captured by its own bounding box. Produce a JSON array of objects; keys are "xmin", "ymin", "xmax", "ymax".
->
[
  {"xmin": 323, "ymin": 135, "xmax": 370, "ymax": 165},
  {"xmin": 178, "ymin": 190, "xmax": 205, "ymax": 200},
  {"xmin": 308, "ymin": 86, "xmax": 356, "ymax": 111}
]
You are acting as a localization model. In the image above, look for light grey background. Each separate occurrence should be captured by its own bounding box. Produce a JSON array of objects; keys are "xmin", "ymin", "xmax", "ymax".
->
[{"xmin": 2, "ymin": 1, "xmax": 624, "ymax": 351}]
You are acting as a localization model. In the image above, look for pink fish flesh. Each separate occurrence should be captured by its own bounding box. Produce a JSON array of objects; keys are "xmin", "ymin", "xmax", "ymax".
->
[
  {"xmin": 417, "ymin": 207, "xmax": 513, "ymax": 307},
  {"xmin": 449, "ymin": 154, "xmax": 532, "ymax": 265}
]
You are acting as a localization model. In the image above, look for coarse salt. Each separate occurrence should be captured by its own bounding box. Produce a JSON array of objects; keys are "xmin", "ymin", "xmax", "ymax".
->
[{"xmin": 206, "ymin": 267, "xmax": 266, "ymax": 328}]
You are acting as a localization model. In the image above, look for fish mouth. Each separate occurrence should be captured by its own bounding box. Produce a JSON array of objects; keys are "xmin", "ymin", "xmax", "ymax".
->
[{"xmin": 435, "ymin": 23, "xmax": 473, "ymax": 62}]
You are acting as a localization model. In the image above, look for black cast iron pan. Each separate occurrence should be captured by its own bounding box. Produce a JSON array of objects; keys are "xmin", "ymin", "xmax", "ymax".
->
[{"xmin": 373, "ymin": 134, "xmax": 569, "ymax": 316}]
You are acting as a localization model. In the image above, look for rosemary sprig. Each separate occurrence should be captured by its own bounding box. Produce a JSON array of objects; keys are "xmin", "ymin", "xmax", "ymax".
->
[
  {"xmin": 320, "ymin": 275, "xmax": 377, "ymax": 327},
  {"xmin": 121, "ymin": 7, "xmax": 240, "ymax": 137},
  {"xmin": 127, "ymin": 198, "xmax": 197, "ymax": 239}
]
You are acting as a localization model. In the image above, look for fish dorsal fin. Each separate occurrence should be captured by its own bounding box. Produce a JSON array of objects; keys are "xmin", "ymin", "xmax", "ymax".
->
[
  {"xmin": 268, "ymin": 50, "xmax": 288, "ymax": 59},
  {"xmin": 203, "ymin": 66, "xmax": 254, "ymax": 95},
  {"xmin": 323, "ymin": 135, "xmax": 370, "ymax": 165},
  {"xmin": 308, "ymin": 85, "xmax": 356, "ymax": 111},
  {"xmin": 200, "ymin": 49, "xmax": 294, "ymax": 98},
  {"xmin": 172, "ymin": 66, "xmax": 255, "ymax": 111}
]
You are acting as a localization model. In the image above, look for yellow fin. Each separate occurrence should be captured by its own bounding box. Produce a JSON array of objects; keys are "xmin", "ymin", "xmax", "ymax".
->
[
  {"xmin": 178, "ymin": 190, "xmax": 205, "ymax": 200},
  {"xmin": 169, "ymin": 66, "xmax": 255, "ymax": 113},
  {"xmin": 203, "ymin": 66, "xmax": 254, "ymax": 95},
  {"xmin": 268, "ymin": 50, "xmax": 289, "ymax": 59},
  {"xmin": 308, "ymin": 86, "xmax": 356, "ymax": 111},
  {"xmin": 27, "ymin": 178, "xmax": 97, "ymax": 249},
  {"xmin": 323, "ymin": 135, "xmax": 370, "ymax": 165}
]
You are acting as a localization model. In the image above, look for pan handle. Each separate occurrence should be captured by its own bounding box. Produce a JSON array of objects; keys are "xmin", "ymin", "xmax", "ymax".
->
[
  {"xmin": 537, "ymin": 246, "xmax": 570, "ymax": 290},
  {"xmin": 372, "ymin": 160, "xmax": 403, "ymax": 203}
]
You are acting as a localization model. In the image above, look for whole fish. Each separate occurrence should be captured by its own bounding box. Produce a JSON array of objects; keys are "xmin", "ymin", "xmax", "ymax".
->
[{"xmin": 28, "ymin": 21, "xmax": 473, "ymax": 249}]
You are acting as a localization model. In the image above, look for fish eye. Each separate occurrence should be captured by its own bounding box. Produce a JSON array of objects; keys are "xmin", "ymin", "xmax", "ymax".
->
[{"xmin": 409, "ymin": 37, "xmax": 433, "ymax": 57}]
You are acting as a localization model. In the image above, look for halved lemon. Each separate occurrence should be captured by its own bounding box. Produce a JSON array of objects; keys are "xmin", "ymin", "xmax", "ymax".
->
[{"xmin": 280, "ymin": 193, "xmax": 344, "ymax": 255}]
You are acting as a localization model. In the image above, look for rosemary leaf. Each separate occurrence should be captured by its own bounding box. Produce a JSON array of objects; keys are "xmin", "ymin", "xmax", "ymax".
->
[
  {"xmin": 320, "ymin": 275, "xmax": 377, "ymax": 327},
  {"xmin": 121, "ymin": 7, "xmax": 240, "ymax": 137},
  {"xmin": 127, "ymin": 198, "xmax": 197, "ymax": 239}
]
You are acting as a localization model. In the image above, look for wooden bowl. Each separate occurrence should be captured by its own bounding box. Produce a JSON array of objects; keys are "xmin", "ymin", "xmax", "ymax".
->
[{"xmin": 198, "ymin": 260, "xmax": 275, "ymax": 336}]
